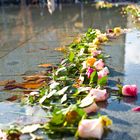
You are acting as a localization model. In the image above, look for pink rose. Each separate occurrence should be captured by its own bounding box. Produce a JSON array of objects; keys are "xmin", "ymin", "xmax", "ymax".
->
[
  {"xmin": 98, "ymin": 67, "xmax": 109, "ymax": 79},
  {"xmin": 122, "ymin": 85, "xmax": 138, "ymax": 97},
  {"xmin": 84, "ymin": 102, "xmax": 99, "ymax": 114},
  {"xmin": 132, "ymin": 106, "xmax": 140, "ymax": 112},
  {"xmin": 89, "ymin": 88, "xmax": 108, "ymax": 102},
  {"xmin": 94, "ymin": 59, "xmax": 105, "ymax": 70},
  {"xmin": 78, "ymin": 119, "xmax": 104, "ymax": 139},
  {"xmin": 86, "ymin": 67, "xmax": 94, "ymax": 78},
  {"xmin": 92, "ymin": 50, "xmax": 102, "ymax": 57}
]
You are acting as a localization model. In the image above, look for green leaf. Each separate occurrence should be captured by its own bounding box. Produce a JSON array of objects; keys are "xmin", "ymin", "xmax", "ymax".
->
[
  {"xmin": 90, "ymin": 71, "xmax": 98, "ymax": 84},
  {"xmin": 61, "ymin": 94, "xmax": 67, "ymax": 104},
  {"xmin": 116, "ymin": 84, "xmax": 123, "ymax": 95},
  {"xmin": 50, "ymin": 111, "xmax": 65, "ymax": 125},
  {"xmin": 98, "ymin": 76, "xmax": 108, "ymax": 86},
  {"xmin": 57, "ymin": 86, "xmax": 70, "ymax": 96},
  {"xmin": 69, "ymin": 51, "xmax": 75, "ymax": 62},
  {"xmin": 79, "ymin": 96, "xmax": 94, "ymax": 108}
]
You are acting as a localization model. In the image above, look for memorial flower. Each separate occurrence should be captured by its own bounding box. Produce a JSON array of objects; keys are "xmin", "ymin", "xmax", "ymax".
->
[
  {"xmin": 86, "ymin": 57, "xmax": 96, "ymax": 67},
  {"xmin": 122, "ymin": 85, "xmax": 138, "ymax": 97},
  {"xmin": 94, "ymin": 59, "xmax": 105, "ymax": 70},
  {"xmin": 89, "ymin": 88, "xmax": 108, "ymax": 102},
  {"xmin": 78, "ymin": 116, "xmax": 112, "ymax": 139},
  {"xmin": 98, "ymin": 67, "xmax": 109, "ymax": 79},
  {"xmin": 86, "ymin": 67, "xmax": 94, "ymax": 78}
]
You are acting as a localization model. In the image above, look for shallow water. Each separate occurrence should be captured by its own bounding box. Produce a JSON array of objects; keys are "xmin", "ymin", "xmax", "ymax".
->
[{"xmin": 0, "ymin": 3, "xmax": 140, "ymax": 139}]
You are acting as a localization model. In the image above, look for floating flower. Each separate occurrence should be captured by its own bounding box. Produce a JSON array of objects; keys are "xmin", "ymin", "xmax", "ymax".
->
[
  {"xmin": 78, "ymin": 116, "xmax": 112, "ymax": 139},
  {"xmin": 98, "ymin": 34, "xmax": 108, "ymax": 43},
  {"xmin": 94, "ymin": 59, "xmax": 105, "ymax": 70},
  {"xmin": 114, "ymin": 27, "xmax": 122, "ymax": 36},
  {"xmin": 132, "ymin": 106, "xmax": 140, "ymax": 112},
  {"xmin": 84, "ymin": 102, "xmax": 99, "ymax": 114},
  {"xmin": 86, "ymin": 67, "xmax": 94, "ymax": 78},
  {"xmin": 89, "ymin": 88, "xmax": 108, "ymax": 102},
  {"xmin": 86, "ymin": 58, "xmax": 96, "ymax": 67},
  {"xmin": 122, "ymin": 85, "xmax": 138, "ymax": 97},
  {"xmin": 98, "ymin": 67, "xmax": 109, "ymax": 79}
]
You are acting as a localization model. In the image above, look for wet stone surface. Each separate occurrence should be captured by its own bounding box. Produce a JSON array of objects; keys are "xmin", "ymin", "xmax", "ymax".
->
[{"xmin": 0, "ymin": 3, "xmax": 140, "ymax": 140}]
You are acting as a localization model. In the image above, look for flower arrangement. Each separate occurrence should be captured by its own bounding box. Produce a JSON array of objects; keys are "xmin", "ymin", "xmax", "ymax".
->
[{"xmin": 0, "ymin": 27, "xmax": 138, "ymax": 139}]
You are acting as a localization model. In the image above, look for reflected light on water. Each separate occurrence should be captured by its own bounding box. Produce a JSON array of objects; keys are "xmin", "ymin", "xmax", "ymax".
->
[{"xmin": 124, "ymin": 29, "xmax": 140, "ymax": 90}]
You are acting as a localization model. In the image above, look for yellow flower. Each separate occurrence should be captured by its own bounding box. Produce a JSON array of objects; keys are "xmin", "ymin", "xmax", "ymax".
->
[
  {"xmin": 114, "ymin": 27, "xmax": 122, "ymax": 36},
  {"xmin": 86, "ymin": 58, "xmax": 96, "ymax": 67},
  {"xmin": 100, "ymin": 115, "xmax": 112, "ymax": 127},
  {"xmin": 93, "ymin": 38, "xmax": 100, "ymax": 45}
]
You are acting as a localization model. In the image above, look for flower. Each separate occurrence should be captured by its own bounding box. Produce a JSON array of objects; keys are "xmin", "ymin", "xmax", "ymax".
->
[
  {"xmin": 113, "ymin": 27, "xmax": 122, "ymax": 36},
  {"xmin": 132, "ymin": 106, "xmax": 140, "ymax": 112},
  {"xmin": 98, "ymin": 67, "xmax": 109, "ymax": 79},
  {"xmin": 89, "ymin": 88, "xmax": 108, "ymax": 102},
  {"xmin": 86, "ymin": 67, "xmax": 94, "ymax": 78},
  {"xmin": 100, "ymin": 115, "xmax": 112, "ymax": 127},
  {"xmin": 94, "ymin": 59, "xmax": 105, "ymax": 70},
  {"xmin": 78, "ymin": 116, "xmax": 112, "ymax": 139},
  {"xmin": 84, "ymin": 102, "xmax": 99, "ymax": 114},
  {"xmin": 93, "ymin": 38, "xmax": 100, "ymax": 45},
  {"xmin": 86, "ymin": 58, "xmax": 96, "ymax": 67},
  {"xmin": 78, "ymin": 118, "xmax": 104, "ymax": 139},
  {"xmin": 122, "ymin": 85, "xmax": 138, "ymax": 97},
  {"xmin": 92, "ymin": 50, "xmax": 102, "ymax": 57}
]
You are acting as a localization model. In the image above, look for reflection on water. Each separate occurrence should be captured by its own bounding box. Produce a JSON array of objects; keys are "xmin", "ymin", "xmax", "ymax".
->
[{"xmin": 124, "ymin": 29, "xmax": 140, "ymax": 86}]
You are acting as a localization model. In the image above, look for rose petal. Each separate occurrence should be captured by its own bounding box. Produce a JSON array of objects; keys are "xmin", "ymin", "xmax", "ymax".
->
[
  {"xmin": 122, "ymin": 85, "xmax": 138, "ymax": 97},
  {"xmin": 132, "ymin": 106, "xmax": 140, "ymax": 112}
]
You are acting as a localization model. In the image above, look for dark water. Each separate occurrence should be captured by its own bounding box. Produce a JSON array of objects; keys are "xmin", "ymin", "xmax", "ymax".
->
[{"xmin": 0, "ymin": 3, "xmax": 140, "ymax": 140}]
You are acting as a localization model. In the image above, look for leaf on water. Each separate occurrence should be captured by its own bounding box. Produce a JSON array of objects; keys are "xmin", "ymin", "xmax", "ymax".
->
[
  {"xmin": 6, "ymin": 95, "xmax": 18, "ymax": 101},
  {"xmin": 0, "ymin": 80, "xmax": 16, "ymax": 86},
  {"xmin": 57, "ymin": 86, "xmax": 70, "ymax": 96},
  {"xmin": 4, "ymin": 82, "xmax": 45, "ymax": 90},
  {"xmin": 55, "ymin": 46, "xmax": 66, "ymax": 52},
  {"xmin": 38, "ymin": 63, "xmax": 53, "ymax": 68},
  {"xmin": 22, "ymin": 74, "xmax": 46, "ymax": 82},
  {"xmin": 79, "ymin": 96, "xmax": 94, "ymax": 108},
  {"xmin": 61, "ymin": 94, "xmax": 67, "ymax": 104},
  {"xmin": 21, "ymin": 124, "xmax": 41, "ymax": 134},
  {"xmin": 39, "ymin": 47, "xmax": 49, "ymax": 50},
  {"xmin": 74, "ymin": 22, "xmax": 83, "ymax": 28},
  {"xmin": 19, "ymin": 82, "xmax": 45, "ymax": 89}
]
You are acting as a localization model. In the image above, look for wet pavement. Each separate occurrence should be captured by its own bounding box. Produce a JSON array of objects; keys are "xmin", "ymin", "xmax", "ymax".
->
[{"xmin": 0, "ymin": 3, "xmax": 140, "ymax": 140}]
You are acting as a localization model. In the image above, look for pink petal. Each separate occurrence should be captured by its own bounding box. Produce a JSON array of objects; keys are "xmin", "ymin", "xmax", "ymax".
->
[
  {"xmin": 132, "ymin": 106, "xmax": 140, "ymax": 112},
  {"xmin": 84, "ymin": 102, "xmax": 99, "ymax": 114},
  {"xmin": 122, "ymin": 85, "xmax": 138, "ymax": 97}
]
